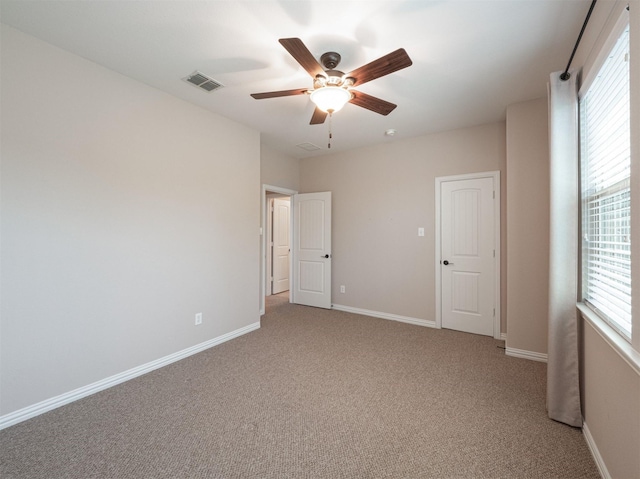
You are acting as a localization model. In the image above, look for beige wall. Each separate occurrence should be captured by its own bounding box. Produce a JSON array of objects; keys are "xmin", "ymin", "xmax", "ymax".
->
[
  {"xmin": 581, "ymin": 323, "xmax": 640, "ymax": 478},
  {"xmin": 300, "ymin": 123, "xmax": 507, "ymax": 330},
  {"xmin": 505, "ymin": 98, "xmax": 549, "ymax": 354},
  {"xmin": 0, "ymin": 26, "xmax": 261, "ymax": 415},
  {"xmin": 260, "ymin": 145, "xmax": 300, "ymax": 192}
]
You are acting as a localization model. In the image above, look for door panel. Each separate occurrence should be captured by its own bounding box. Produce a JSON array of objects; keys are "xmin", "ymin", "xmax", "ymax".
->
[
  {"xmin": 299, "ymin": 261, "xmax": 325, "ymax": 292},
  {"xmin": 272, "ymin": 198, "xmax": 290, "ymax": 294},
  {"xmin": 451, "ymin": 271, "xmax": 480, "ymax": 314},
  {"xmin": 441, "ymin": 177, "xmax": 495, "ymax": 336},
  {"xmin": 292, "ymin": 192, "xmax": 332, "ymax": 309}
]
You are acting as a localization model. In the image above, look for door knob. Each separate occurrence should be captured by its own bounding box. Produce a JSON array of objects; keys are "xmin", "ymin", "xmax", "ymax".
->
[
  {"xmin": 322, "ymin": 254, "xmax": 330, "ymax": 258},
  {"xmin": 443, "ymin": 260, "xmax": 453, "ymax": 265}
]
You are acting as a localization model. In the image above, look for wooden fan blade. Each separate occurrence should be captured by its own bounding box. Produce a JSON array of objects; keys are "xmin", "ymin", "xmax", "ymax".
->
[
  {"xmin": 349, "ymin": 90, "xmax": 397, "ymax": 115},
  {"xmin": 279, "ymin": 38, "xmax": 325, "ymax": 78},
  {"xmin": 346, "ymin": 48, "xmax": 412, "ymax": 87},
  {"xmin": 250, "ymin": 88, "xmax": 308, "ymax": 99},
  {"xmin": 310, "ymin": 107, "xmax": 328, "ymax": 125}
]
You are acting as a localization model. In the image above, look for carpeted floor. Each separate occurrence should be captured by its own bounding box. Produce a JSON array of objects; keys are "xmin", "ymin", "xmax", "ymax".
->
[{"xmin": 0, "ymin": 296, "xmax": 599, "ymax": 478}]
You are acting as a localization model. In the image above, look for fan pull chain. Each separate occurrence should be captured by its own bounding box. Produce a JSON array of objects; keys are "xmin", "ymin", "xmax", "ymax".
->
[{"xmin": 328, "ymin": 110, "xmax": 333, "ymax": 149}]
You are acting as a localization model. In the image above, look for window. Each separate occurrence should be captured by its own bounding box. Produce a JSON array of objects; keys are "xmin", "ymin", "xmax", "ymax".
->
[{"xmin": 580, "ymin": 21, "xmax": 631, "ymax": 339}]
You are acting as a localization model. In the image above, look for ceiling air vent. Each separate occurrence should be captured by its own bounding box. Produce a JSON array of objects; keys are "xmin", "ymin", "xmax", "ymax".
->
[
  {"xmin": 183, "ymin": 71, "xmax": 224, "ymax": 92},
  {"xmin": 296, "ymin": 142, "xmax": 321, "ymax": 151}
]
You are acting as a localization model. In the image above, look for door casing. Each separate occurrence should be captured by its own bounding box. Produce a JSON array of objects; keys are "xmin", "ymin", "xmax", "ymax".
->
[
  {"xmin": 261, "ymin": 184, "xmax": 297, "ymax": 315},
  {"xmin": 435, "ymin": 171, "xmax": 501, "ymax": 339}
]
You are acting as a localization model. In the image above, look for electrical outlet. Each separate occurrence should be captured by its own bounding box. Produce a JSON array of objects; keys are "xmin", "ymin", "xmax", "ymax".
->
[
  {"xmin": 195, "ymin": 313, "xmax": 202, "ymax": 325},
  {"xmin": 340, "ymin": 285, "xmax": 346, "ymax": 294},
  {"xmin": 418, "ymin": 227, "xmax": 425, "ymax": 237}
]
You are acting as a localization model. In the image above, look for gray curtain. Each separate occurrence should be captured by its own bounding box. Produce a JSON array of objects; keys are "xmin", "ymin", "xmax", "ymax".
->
[{"xmin": 547, "ymin": 71, "xmax": 583, "ymax": 428}]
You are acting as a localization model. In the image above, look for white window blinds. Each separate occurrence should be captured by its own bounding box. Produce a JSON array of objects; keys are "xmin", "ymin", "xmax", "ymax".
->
[{"xmin": 580, "ymin": 22, "xmax": 631, "ymax": 339}]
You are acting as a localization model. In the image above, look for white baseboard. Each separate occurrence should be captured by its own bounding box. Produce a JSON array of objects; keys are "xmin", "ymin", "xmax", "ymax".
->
[
  {"xmin": 500, "ymin": 333, "xmax": 507, "ymax": 341},
  {"xmin": 583, "ymin": 421, "xmax": 611, "ymax": 479},
  {"xmin": 505, "ymin": 347, "xmax": 548, "ymax": 363},
  {"xmin": 332, "ymin": 304, "xmax": 436, "ymax": 328},
  {"xmin": 0, "ymin": 322, "xmax": 260, "ymax": 431}
]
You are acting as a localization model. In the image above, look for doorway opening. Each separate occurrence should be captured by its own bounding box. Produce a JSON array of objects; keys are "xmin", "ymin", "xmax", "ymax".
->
[
  {"xmin": 261, "ymin": 184, "xmax": 297, "ymax": 315},
  {"xmin": 267, "ymin": 195, "xmax": 290, "ymax": 296},
  {"xmin": 260, "ymin": 186, "xmax": 333, "ymax": 314}
]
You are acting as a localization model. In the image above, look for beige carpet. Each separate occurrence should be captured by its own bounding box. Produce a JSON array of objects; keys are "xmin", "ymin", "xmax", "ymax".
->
[{"xmin": 0, "ymin": 298, "xmax": 599, "ymax": 478}]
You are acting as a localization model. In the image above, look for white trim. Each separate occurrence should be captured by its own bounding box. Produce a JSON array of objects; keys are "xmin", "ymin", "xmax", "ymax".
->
[
  {"xmin": 265, "ymin": 196, "xmax": 273, "ymax": 298},
  {"xmin": 500, "ymin": 333, "xmax": 507, "ymax": 341},
  {"xmin": 578, "ymin": 302, "xmax": 640, "ymax": 377},
  {"xmin": 261, "ymin": 184, "xmax": 297, "ymax": 316},
  {"xmin": 435, "ymin": 176, "xmax": 442, "ymax": 328},
  {"xmin": 332, "ymin": 304, "xmax": 436, "ymax": 328},
  {"xmin": 583, "ymin": 421, "xmax": 612, "ymax": 479},
  {"xmin": 505, "ymin": 347, "xmax": 548, "ymax": 363},
  {"xmin": 434, "ymin": 170, "xmax": 501, "ymax": 339},
  {"xmin": 0, "ymin": 322, "xmax": 260, "ymax": 431}
]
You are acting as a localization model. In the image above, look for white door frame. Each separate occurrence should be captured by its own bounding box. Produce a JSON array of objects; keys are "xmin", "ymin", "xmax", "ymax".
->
[
  {"xmin": 261, "ymin": 184, "xmax": 297, "ymax": 315},
  {"xmin": 435, "ymin": 171, "xmax": 501, "ymax": 339}
]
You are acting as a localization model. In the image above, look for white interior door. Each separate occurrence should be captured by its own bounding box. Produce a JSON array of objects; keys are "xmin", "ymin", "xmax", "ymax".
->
[
  {"xmin": 440, "ymin": 177, "xmax": 496, "ymax": 336},
  {"xmin": 272, "ymin": 198, "xmax": 290, "ymax": 294},
  {"xmin": 292, "ymin": 192, "xmax": 332, "ymax": 309}
]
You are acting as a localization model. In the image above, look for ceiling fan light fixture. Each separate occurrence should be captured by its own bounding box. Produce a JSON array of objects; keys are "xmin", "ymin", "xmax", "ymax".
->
[
  {"xmin": 251, "ymin": 38, "xmax": 412, "ymax": 124},
  {"xmin": 310, "ymin": 86, "xmax": 352, "ymax": 113}
]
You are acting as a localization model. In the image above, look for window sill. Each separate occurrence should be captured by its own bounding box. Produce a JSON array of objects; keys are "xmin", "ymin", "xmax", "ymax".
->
[{"xmin": 577, "ymin": 302, "xmax": 640, "ymax": 377}]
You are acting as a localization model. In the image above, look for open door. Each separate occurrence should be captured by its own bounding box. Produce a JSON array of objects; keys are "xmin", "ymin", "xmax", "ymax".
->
[
  {"xmin": 272, "ymin": 198, "xmax": 290, "ymax": 294},
  {"xmin": 292, "ymin": 192, "xmax": 332, "ymax": 309}
]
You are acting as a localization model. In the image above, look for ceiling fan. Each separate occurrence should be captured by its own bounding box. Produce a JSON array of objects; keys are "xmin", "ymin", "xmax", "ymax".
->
[{"xmin": 251, "ymin": 38, "xmax": 413, "ymax": 125}]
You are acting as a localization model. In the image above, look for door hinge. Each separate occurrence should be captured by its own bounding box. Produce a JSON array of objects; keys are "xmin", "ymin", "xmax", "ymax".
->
[
  {"xmin": 493, "ymin": 249, "xmax": 495, "ymax": 258},
  {"xmin": 493, "ymin": 308, "xmax": 496, "ymax": 317},
  {"xmin": 493, "ymin": 190, "xmax": 495, "ymax": 199}
]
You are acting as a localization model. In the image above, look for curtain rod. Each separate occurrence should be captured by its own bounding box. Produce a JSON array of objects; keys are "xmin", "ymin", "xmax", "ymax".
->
[{"xmin": 560, "ymin": 0, "xmax": 598, "ymax": 81}]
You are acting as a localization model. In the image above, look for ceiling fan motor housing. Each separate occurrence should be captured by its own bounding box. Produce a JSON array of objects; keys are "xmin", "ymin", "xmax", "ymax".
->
[{"xmin": 320, "ymin": 51, "xmax": 341, "ymax": 70}]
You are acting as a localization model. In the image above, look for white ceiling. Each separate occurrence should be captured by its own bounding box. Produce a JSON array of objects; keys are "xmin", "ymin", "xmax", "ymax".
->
[{"xmin": 1, "ymin": 0, "xmax": 591, "ymax": 159}]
